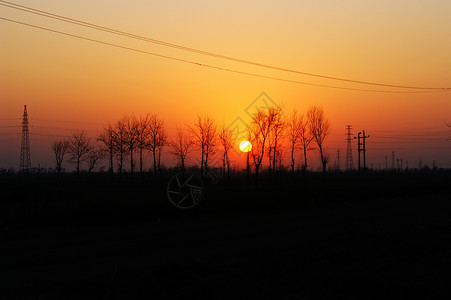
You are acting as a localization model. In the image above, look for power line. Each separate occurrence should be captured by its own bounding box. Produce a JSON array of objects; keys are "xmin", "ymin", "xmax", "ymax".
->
[
  {"xmin": 371, "ymin": 130, "xmax": 447, "ymax": 134},
  {"xmin": 30, "ymin": 118, "xmax": 104, "ymax": 126},
  {"xmin": 370, "ymin": 140, "xmax": 449, "ymax": 144},
  {"xmin": 370, "ymin": 147, "xmax": 451, "ymax": 150},
  {"xmin": 30, "ymin": 125, "xmax": 84, "ymax": 131},
  {"xmin": 4, "ymin": 0, "xmax": 451, "ymax": 91},
  {"xmin": 29, "ymin": 133, "xmax": 70, "ymax": 138},
  {"xmin": 374, "ymin": 136, "xmax": 449, "ymax": 141},
  {"xmin": 1, "ymin": 0, "xmax": 450, "ymax": 91},
  {"xmin": 0, "ymin": 17, "xmax": 447, "ymax": 94}
]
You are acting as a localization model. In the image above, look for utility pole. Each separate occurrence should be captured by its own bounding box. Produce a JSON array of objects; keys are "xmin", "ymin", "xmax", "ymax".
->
[
  {"xmin": 345, "ymin": 125, "xmax": 354, "ymax": 170},
  {"xmin": 20, "ymin": 105, "xmax": 31, "ymax": 172},
  {"xmin": 336, "ymin": 149, "xmax": 340, "ymax": 171},
  {"xmin": 362, "ymin": 130, "xmax": 370, "ymax": 170},
  {"xmin": 354, "ymin": 132, "xmax": 361, "ymax": 171},
  {"xmin": 354, "ymin": 130, "xmax": 369, "ymax": 172}
]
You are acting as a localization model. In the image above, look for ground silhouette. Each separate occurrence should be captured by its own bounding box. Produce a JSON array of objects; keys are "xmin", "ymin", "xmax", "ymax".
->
[{"xmin": 1, "ymin": 170, "xmax": 450, "ymax": 298}]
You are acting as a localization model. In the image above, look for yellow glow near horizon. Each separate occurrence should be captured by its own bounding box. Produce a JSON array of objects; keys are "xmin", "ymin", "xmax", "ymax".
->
[{"xmin": 239, "ymin": 141, "xmax": 252, "ymax": 153}]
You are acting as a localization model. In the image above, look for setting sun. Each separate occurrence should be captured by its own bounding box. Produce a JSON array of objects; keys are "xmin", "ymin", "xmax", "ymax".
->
[{"xmin": 239, "ymin": 140, "xmax": 252, "ymax": 153}]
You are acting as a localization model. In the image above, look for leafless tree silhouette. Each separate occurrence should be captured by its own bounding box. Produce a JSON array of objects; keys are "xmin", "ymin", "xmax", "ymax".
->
[
  {"xmin": 51, "ymin": 139, "xmax": 69, "ymax": 177},
  {"xmin": 113, "ymin": 119, "xmax": 127, "ymax": 177},
  {"xmin": 86, "ymin": 146, "xmax": 104, "ymax": 174},
  {"xmin": 123, "ymin": 115, "xmax": 139, "ymax": 176},
  {"xmin": 189, "ymin": 115, "xmax": 217, "ymax": 175},
  {"xmin": 136, "ymin": 114, "xmax": 150, "ymax": 176},
  {"xmin": 156, "ymin": 129, "xmax": 167, "ymax": 176},
  {"xmin": 249, "ymin": 109, "xmax": 272, "ymax": 183},
  {"xmin": 307, "ymin": 105, "xmax": 331, "ymax": 180},
  {"xmin": 218, "ymin": 123, "xmax": 235, "ymax": 179},
  {"xmin": 299, "ymin": 112, "xmax": 314, "ymax": 179},
  {"xmin": 97, "ymin": 123, "xmax": 115, "ymax": 175},
  {"xmin": 169, "ymin": 126, "xmax": 193, "ymax": 172},
  {"xmin": 288, "ymin": 110, "xmax": 301, "ymax": 176},
  {"xmin": 68, "ymin": 130, "xmax": 93, "ymax": 176},
  {"xmin": 147, "ymin": 114, "xmax": 167, "ymax": 176},
  {"xmin": 267, "ymin": 106, "xmax": 286, "ymax": 176},
  {"xmin": 245, "ymin": 126, "xmax": 253, "ymax": 182}
]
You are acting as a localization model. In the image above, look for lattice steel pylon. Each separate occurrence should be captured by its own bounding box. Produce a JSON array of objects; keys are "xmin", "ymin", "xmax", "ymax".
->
[
  {"xmin": 20, "ymin": 105, "xmax": 31, "ymax": 172},
  {"xmin": 345, "ymin": 125, "xmax": 354, "ymax": 170}
]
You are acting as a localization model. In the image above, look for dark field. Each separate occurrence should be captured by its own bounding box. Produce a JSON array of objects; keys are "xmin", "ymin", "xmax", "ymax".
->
[{"xmin": 1, "ymin": 171, "xmax": 450, "ymax": 299}]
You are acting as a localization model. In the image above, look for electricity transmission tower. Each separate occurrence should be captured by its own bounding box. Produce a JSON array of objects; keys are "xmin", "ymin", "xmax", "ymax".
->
[
  {"xmin": 345, "ymin": 125, "xmax": 354, "ymax": 170},
  {"xmin": 20, "ymin": 105, "xmax": 31, "ymax": 172}
]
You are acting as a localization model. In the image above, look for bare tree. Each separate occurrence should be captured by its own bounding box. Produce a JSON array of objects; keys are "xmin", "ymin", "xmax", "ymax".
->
[
  {"xmin": 136, "ymin": 114, "xmax": 150, "ymax": 176},
  {"xmin": 288, "ymin": 110, "xmax": 301, "ymax": 176},
  {"xmin": 307, "ymin": 105, "xmax": 331, "ymax": 180},
  {"xmin": 86, "ymin": 146, "xmax": 104, "ymax": 174},
  {"xmin": 275, "ymin": 148, "xmax": 285, "ymax": 172},
  {"xmin": 218, "ymin": 123, "xmax": 235, "ymax": 179},
  {"xmin": 97, "ymin": 123, "xmax": 115, "ymax": 175},
  {"xmin": 249, "ymin": 109, "xmax": 272, "ymax": 183},
  {"xmin": 113, "ymin": 119, "xmax": 127, "ymax": 177},
  {"xmin": 147, "ymin": 114, "xmax": 167, "ymax": 176},
  {"xmin": 68, "ymin": 130, "xmax": 93, "ymax": 176},
  {"xmin": 299, "ymin": 112, "xmax": 314, "ymax": 179},
  {"xmin": 168, "ymin": 126, "xmax": 193, "ymax": 172},
  {"xmin": 51, "ymin": 139, "xmax": 69, "ymax": 177},
  {"xmin": 267, "ymin": 106, "xmax": 285, "ymax": 176},
  {"xmin": 189, "ymin": 115, "xmax": 217, "ymax": 175},
  {"xmin": 156, "ymin": 128, "xmax": 167, "ymax": 175},
  {"xmin": 123, "ymin": 115, "xmax": 139, "ymax": 176},
  {"xmin": 245, "ymin": 126, "xmax": 253, "ymax": 181}
]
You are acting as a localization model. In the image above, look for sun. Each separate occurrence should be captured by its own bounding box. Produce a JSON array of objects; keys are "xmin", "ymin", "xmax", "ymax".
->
[{"xmin": 239, "ymin": 140, "xmax": 252, "ymax": 153}]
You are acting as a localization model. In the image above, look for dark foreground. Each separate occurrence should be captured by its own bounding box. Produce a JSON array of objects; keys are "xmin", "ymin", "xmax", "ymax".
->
[{"xmin": 1, "ymin": 171, "xmax": 450, "ymax": 299}]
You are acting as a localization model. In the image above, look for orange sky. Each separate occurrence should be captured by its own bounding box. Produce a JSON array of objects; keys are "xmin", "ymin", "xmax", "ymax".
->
[{"xmin": 1, "ymin": 0, "xmax": 450, "ymax": 171}]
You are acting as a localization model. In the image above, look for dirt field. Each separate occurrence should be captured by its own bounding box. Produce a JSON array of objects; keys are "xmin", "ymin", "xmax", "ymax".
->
[{"xmin": 1, "ymin": 171, "xmax": 450, "ymax": 298}]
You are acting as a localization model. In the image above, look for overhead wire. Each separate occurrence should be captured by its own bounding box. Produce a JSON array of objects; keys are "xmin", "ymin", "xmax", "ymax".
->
[
  {"xmin": 1, "ymin": 0, "xmax": 450, "ymax": 92},
  {"xmin": 0, "ymin": 17, "xmax": 447, "ymax": 94},
  {"xmin": 30, "ymin": 118, "xmax": 105, "ymax": 126}
]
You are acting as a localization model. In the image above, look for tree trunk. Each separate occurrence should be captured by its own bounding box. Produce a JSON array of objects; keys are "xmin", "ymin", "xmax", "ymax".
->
[
  {"xmin": 153, "ymin": 149, "xmax": 157, "ymax": 177},
  {"xmin": 319, "ymin": 145, "xmax": 326, "ymax": 182},
  {"xmin": 109, "ymin": 148, "xmax": 113, "ymax": 176},
  {"xmin": 139, "ymin": 148, "xmax": 143, "ymax": 176},
  {"xmin": 225, "ymin": 152, "xmax": 230, "ymax": 180},
  {"xmin": 130, "ymin": 147, "xmax": 134, "ymax": 176},
  {"xmin": 255, "ymin": 164, "xmax": 260, "ymax": 185},
  {"xmin": 76, "ymin": 157, "xmax": 80, "ymax": 177}
]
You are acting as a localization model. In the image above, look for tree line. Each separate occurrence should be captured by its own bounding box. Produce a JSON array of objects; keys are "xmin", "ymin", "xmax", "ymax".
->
[{"xmin": 51, "ymin": 105, "xmax": 330, "ymax": 180}]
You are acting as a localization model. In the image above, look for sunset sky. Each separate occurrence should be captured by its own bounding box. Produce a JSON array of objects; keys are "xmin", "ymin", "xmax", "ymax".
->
[{"xmin": 1, "ymin": 0, "xmax": 450, "ymax": 171}]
